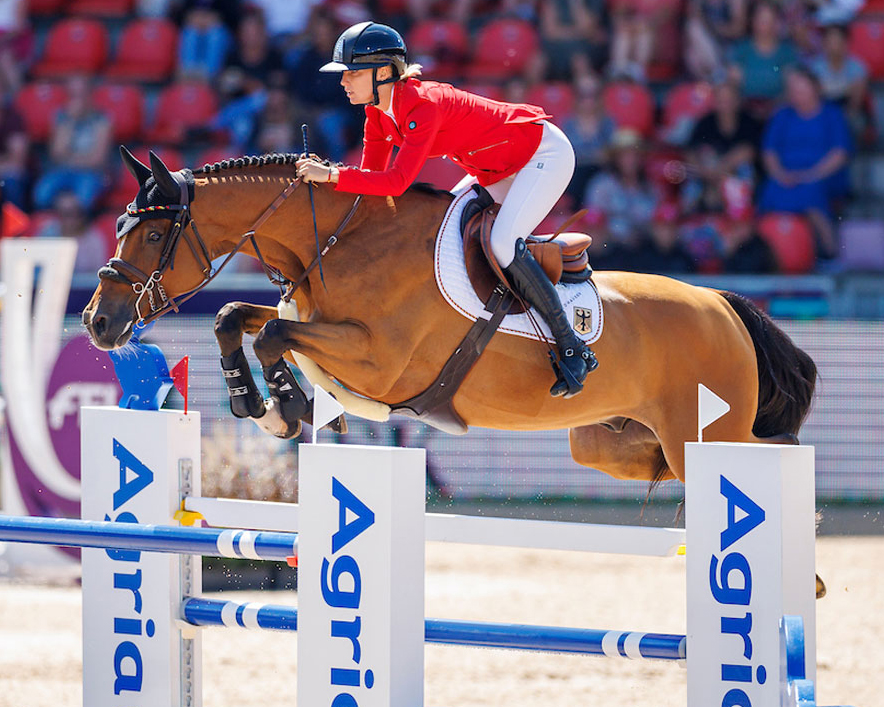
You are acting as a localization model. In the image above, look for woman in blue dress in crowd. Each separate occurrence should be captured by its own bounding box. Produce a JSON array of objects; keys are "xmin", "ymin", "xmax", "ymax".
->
[{"xmin": 760, "ymin": 65, "xmax": 851, "ymax": 260}]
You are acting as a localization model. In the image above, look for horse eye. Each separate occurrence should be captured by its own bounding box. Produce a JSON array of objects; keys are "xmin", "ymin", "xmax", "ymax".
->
[{"xmin": 147, "ymin": 230, "xmax": 162, "ymax": 242}]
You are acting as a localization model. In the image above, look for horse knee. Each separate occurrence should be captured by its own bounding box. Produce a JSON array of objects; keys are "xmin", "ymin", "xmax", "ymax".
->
[
  {"xmin": 253, "ymin": 318, "xmax": 288, "ymax": 365},
  {"xmin": 214, "ymin": 302, "xmax": 246, "ymax": 352}
]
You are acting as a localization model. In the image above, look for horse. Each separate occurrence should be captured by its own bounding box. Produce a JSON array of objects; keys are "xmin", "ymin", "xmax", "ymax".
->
[{"xmin": 83, "ymin": 148, "xmax": 817, "ymax": 486}]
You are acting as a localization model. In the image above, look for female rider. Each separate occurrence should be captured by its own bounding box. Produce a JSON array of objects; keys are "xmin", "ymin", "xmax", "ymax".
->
[{"xmin": 295, "ymin": 21, "xmax": 597, "ymax": 398}]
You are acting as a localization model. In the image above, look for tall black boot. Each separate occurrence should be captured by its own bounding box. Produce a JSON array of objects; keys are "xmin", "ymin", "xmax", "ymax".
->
[{"xmin": 503, "ymin": 239, "xmax": 598, "ymax": 398}]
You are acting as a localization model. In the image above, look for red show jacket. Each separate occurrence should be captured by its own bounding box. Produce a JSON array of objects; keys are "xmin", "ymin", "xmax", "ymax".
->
[{"xmin": 335, "ymin": 78, "xmax": 552, "ymax": 196}]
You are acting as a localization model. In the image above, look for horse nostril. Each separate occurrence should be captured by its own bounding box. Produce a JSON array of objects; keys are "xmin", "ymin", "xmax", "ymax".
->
[{"xmin": 91, "ymin": 313, "xmax": 108, "ymax": 338}]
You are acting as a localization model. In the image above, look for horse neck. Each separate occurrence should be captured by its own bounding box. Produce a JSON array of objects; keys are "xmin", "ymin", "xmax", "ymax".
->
[
  {"xmin": 190, "ymin": 172, "xmax": 356, "ymax": 276},
  {"xmin": 190, "ymin": 172, "xmax": 450, "ymax": 314}
]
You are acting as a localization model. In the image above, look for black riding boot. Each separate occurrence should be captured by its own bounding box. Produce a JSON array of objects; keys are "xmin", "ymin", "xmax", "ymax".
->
[{"xmin": 503, "ymin": 239, "xmax": 598, "ymax": 398}]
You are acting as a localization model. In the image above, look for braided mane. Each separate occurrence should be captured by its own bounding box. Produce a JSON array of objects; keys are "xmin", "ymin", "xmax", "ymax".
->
[
  {"xmin": 193, "ymin": 152, "xmax": 309, "ymax": 175},
  {"xmin": 191, "ymin": 151, "xmax": 453, "ymax": 200}
]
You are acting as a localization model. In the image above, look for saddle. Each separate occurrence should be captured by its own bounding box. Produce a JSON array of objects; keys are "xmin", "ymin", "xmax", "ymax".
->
[{"xmin": 460, "ymin": 185, "xmax": 593, "ymax": 314}]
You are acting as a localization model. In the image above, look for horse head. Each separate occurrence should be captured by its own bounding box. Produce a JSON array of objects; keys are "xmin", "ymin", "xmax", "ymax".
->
[{"xmin": 83, "ymin": 147, "xmax": 212, "ymax": 350}]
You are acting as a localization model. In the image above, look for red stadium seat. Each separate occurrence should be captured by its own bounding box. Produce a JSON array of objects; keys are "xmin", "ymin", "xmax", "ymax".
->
[
  {"xmin": 27, "ymin": 0, "xmax": 66, "ymax": 15},
  {"xmin": 416, "ymin": 157, "xmax": 465, "ymax": 191},
  {"xmin": 14, "ymin": 82, "xmax": 68, "ymax": 141},
  {"xmin": 92, "ymin": 84, "xmax": 144, "ymax": 143},
  {"xmin": 92, "ymin": 212, "xmax": 120, "ymax": 261},
  {"xmin": 526, "ymin": 82, "xmax": 575, "ymax": 122},
  {"xmin": 196, "ymin": 146, "xmax": 237, "ymax": 170},
  {"xmin": 850, "ymin": 19, "xmax": 884, "ymax": 79},
  {"xmin": 31, "ymin": 18, "xmax": 110, "ymax": 78},
  {"xmin": 104, "ymin": 146, "xmax": 184, "ymax": 209},
  {"xmin": 67, "ymin": 0, "xmax": 134, "ymax": 16},
  {"xmin": 662, "ymin": 82, "xmax": 714, "ymax": 130},
  {"xmin": 105, "ymin": 18, "xmax": 178, "ymax": 83},
  {"xmin": 408, "ymin": 20, "xmax": 469, "ymax": 80},
  {"xmin": 467, "ymin": 18, "xmax": 539, "ymax": 81},
  {"xmin": 757, "ymin": 213, "xmax": 816, "ymax": 274},
  {"xmin": 602, "ymin": 81, "xmax": 655, "ymax": 136},
  {"xmin": 145, "ymin": 82, "xmax": 218, "ymax": 145}
]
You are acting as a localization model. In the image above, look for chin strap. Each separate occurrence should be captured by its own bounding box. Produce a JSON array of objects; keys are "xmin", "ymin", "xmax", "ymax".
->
[{"xmin": 369, "ymin": 65, "xmax": 399, "ymax": 106}]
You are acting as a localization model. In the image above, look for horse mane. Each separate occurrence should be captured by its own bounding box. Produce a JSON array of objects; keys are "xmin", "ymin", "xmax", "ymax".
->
[{"xmin": 192, "ymin": 152, "xmax": 454, "ymax": 201}]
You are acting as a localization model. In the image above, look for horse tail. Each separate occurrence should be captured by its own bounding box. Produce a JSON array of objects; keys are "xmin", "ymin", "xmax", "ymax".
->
[{"xmin": 719, "ymin": 291, "xmax": 817, "ymax": 438}]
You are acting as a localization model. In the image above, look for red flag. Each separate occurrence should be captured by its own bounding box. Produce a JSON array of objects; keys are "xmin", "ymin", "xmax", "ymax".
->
[{"xmin": 171, "ymin": 356, "xmax": 189, "ymax": 414}]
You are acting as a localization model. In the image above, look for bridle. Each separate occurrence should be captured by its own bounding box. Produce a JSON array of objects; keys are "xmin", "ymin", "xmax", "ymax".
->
[{"xmin": 99, "ymin": 173, "xmax": 362, "ymax": 325}]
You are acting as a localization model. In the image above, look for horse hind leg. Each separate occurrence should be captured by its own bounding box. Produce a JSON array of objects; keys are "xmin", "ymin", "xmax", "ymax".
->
[{"xmin": 569, "ymin": 420, "xmax": 676, "ymax": 484}]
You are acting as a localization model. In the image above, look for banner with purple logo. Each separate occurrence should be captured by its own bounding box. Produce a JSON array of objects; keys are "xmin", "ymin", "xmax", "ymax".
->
[{"xmin": 1, "ymin": 239, "xmax": 120, "ymax": 575}]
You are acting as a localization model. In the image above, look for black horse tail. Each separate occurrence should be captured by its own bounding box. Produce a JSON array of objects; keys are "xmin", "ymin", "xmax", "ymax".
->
[{"xmin": 719, "ymin": 291, "xmax": 817, "ymax": 438}]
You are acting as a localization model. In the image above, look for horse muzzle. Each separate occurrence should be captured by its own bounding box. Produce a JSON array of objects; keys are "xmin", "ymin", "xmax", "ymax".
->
[{"xmin": 83, "ymin": 298, "xmax": 136, "ymax": 351}]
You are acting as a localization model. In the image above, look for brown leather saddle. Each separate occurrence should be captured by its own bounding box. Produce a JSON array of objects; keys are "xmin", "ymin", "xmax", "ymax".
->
[
  {"xmin": 460, "ymin": 185, "xmax": 593, "ymax": 314},
  {"xmin": 388, "ymin": 186, "xmax": 597, "ymax": 435}
]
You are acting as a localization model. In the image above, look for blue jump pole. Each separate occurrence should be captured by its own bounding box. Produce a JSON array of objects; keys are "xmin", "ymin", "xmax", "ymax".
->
[
  {"xmin": 0, "ymin": 515, "xmax": 298, "ymax": 562},
  {"xmin": 181, "ymin": 597, "xmax": 686, "ymax": 662}
]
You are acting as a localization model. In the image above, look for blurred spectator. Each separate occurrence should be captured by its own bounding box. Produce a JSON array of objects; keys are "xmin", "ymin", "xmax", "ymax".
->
[
  {"xmin": 0, "ymin": 94, "xmax": 29, "ymax": 209},
  {"xmin": 170, "ymin": 0, "xmax": 241, "ymax": 32},
  {"xmin": 759, "ymin": 66, "xmax": 851, "ymax": 259},
  {"xmin": 608, "ymin": 1, "xmax": 654, "ymax": 82},
  {"xmin": 582, "ymin": 206, "xmax": 631, "ymax": 270},
  {"xmin": 177, "ymin": 0, "xmax": 231, "ymax": 81},
  {"xmin": 0, "ymin": 0, "xmax": 30, "ymax": 94},
  {"xmin": 634, "ymin": 201, "xmax": 696, "ymax": 273},
  {"xmin": 684, "ymin": 80, "xmax": 761, "ymax": 213},
  {"xmin": 221, "ymin": 8, "xmax": 286, "ymax": 94},
  {"xmin": 33, "ymin": 76, "xmax": 111, "ymax": 212},
  {"xmin": 720, "ymin": 205, "xmax": 777, "ymax": 273},
  {"xmin": 249, "ymin": 75, "xmax": 297, "ymax": 154},
  {"xmin": 684, "ymin": 0, "xmax": 747, "ymax": 81},
  {"xmin": 585, "ymin": 128, "xmax": 658, "ymax": 248},
  {"xmin": 537, "ymin": 0, "xmax": 607, "ymax": 80},
  {"xmin": 34, "ymin": 191, "xmax": 108, "ymax": 273},
  {"xmin": 814, "ymin": 0, "xmax": 863, "ymax": 26},
  {"xmin": 285, "ymin": 8, "xmax": 353, "ymax": 160},
  {"xmin": 727, "ymin": 1, "xmax": 797, "ymax": 116},
  {"xmin": 213, "ymin": 7, "xmax": 286, "ymax": 148},
  {"xmin": 810, "ymin": 24, "xmax": 869, "ymax": 136},
  {"xmin": 562, "ymin": 77, "xmax": 615, "ymax": 202},
  {"xmin": 248, "ymin": 0, "xmax": 324, "ymax": 41}
]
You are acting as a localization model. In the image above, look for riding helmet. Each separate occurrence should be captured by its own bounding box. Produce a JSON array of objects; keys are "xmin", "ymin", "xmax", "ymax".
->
[{"xmin": 320, "ymin": 21, "xmax": 407, "ymax": 73}]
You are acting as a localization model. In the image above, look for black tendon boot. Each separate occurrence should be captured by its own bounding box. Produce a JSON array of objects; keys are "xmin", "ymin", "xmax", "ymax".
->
[
  {"xmin": 220, "ymin": 347, "xmax": 265, "ymax": 418},
  {"xmin": 262, "ymin": 357, "xmax": 310, "ymax": 423},
  {"xmin": 503, "ymin": 239, "xmax": 598, "ymax": 398}
]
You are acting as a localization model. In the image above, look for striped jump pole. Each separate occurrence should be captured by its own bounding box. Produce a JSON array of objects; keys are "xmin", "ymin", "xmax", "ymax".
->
[
  {"xmin": 0, "ymin": 515, "xmax": 298, "ymax": 562},
  {"xmin": 181, "ymin": 597, "xmax": 686, "ymax": 661}
]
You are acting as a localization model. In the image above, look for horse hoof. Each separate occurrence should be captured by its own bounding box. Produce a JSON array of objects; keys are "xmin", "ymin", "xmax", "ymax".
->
[
  {"xmin": 250, "ymin": 398, "xmax": 302, "ymax": 440},
  {"xmin": 816, "ymin": 573, "xmax": 826, "ymax": 599}
]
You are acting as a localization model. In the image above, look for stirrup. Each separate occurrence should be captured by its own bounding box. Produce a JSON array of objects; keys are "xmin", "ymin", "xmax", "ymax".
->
[{"xmin": 549, "ymin": 346, "xmax": 598, "ymax": 399}]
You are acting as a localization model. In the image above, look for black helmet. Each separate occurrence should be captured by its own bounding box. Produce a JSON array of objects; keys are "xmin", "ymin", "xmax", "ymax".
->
[{"xmin": 320, "ymin": 21, "xmax": 407, "ymax": 73}]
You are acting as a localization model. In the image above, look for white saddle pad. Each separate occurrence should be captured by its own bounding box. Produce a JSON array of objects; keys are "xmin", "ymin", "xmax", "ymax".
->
[{"xmin": 434, "ymin": 188, "xmax": 604, "ymax": 344}]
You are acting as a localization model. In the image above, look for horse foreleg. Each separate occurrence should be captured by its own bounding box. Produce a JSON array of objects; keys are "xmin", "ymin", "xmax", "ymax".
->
[
  {"xmin": 214, "ymin": 302, "xmax": 279, "ymax": 420},
  {"xmin": 215, "ymin": 302, "xmax": 320, "ymax": 439},
  {"xmin": 251, "ymin": 318, "xmax": 385, "ymax": 439}
]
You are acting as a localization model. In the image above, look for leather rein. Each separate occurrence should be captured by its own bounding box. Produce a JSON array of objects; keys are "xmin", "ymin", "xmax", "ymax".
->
[{"xmin": 98, "ymin": 175, "xmax": 362, "ymax": 326}]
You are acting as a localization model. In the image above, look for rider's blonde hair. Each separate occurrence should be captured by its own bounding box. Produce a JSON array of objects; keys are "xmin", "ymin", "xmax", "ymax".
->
[{"xmin": 394, "ymin": 58, "xmax": 423, "ymax": 80}]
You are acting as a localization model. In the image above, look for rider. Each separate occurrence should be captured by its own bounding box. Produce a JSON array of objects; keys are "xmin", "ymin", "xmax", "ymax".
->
[{"xmin": 295, "ymin": 21, "xmax": 598, "ymax": 398}]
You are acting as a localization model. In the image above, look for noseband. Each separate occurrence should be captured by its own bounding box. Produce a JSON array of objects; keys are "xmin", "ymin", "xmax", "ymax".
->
[{"xmin": 98, "ymin": 173, "xmax": 362, "ymax": 325}]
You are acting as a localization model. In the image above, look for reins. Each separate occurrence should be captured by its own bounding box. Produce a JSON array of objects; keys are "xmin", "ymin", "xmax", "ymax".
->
[{"xmin": 99, "ymin": 175, "xmax": 361, "ymax": 325}]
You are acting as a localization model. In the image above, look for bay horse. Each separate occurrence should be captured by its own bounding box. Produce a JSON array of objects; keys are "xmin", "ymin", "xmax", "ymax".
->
[{"xmin": 83, "ymin": 149, "xmax": 817, "ymax": 486}]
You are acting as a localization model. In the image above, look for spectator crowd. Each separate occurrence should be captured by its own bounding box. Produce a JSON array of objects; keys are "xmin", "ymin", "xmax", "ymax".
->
[{"xmin": 0, "ymin": 0, "xmax": 879, "ymax": 274}]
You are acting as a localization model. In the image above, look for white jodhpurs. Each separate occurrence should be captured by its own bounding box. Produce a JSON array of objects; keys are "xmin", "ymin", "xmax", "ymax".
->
[{"xmin": 452, "ymin": 120, "xmax": 576, "ymax": 267}]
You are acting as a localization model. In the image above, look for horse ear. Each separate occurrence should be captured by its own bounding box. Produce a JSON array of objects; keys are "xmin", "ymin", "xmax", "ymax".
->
[
  {"xmin": 148, "ymin": 150, "xmax": 179, "ymax": 200},
  {"xmin": 119, "ymin": 145, "xmax": 152, "ymax": 187}
]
